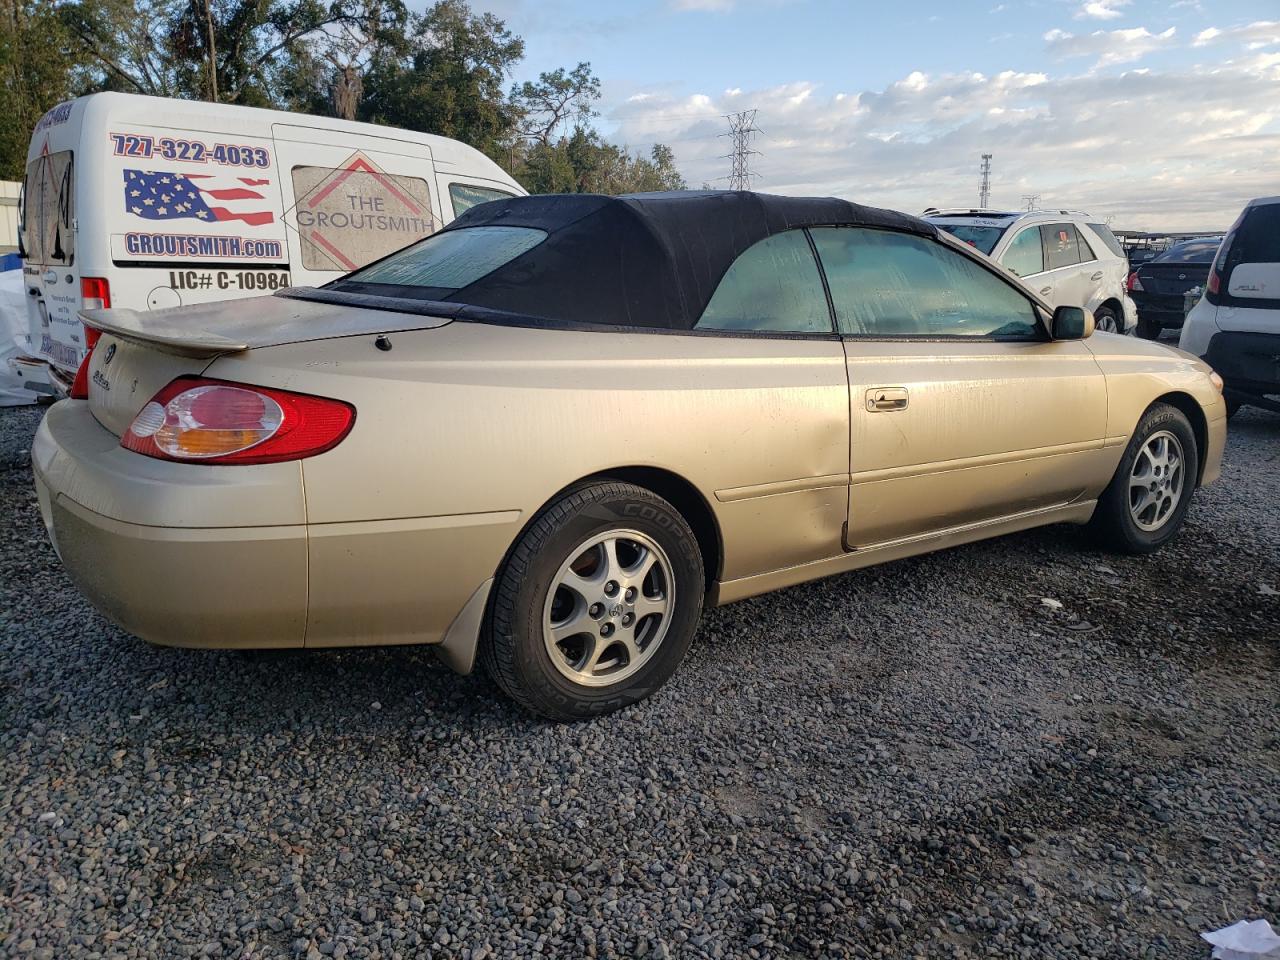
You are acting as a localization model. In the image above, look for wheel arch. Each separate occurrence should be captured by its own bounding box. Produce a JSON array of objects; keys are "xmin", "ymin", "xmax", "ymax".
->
[
  {"xmin": 581, "ymin": 466, "xmax": 724, "ymax": 593},
  {"xmin": 1093, "ymin": 295, "xmax": 1125, "ymax": 324},
  {"xmin": 1152, "ymin": 391, "xmax": 1209, "ymax": 486}
]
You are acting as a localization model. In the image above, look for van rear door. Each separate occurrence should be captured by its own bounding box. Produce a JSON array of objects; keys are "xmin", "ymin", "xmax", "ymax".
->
[
  {"xmin": 271, "ymin": 126, "xmax": 443, "ymax": 286},
  {"xmin": 21, "ymin": 147, "xmax": 81, "ymax": 383}
]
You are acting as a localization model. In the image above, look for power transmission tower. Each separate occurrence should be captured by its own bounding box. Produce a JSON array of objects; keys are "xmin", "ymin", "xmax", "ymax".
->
[
  {"xmin": 978, "ymin": 154, "xmax": 992, "ymax": 209},
  {"xmin": 723, "ymin": 110, "xmax": 761, "ymax": 191},
  {"xmin": 1022, "ymin": 194, "xmax": 1041, "ymax": 211}
]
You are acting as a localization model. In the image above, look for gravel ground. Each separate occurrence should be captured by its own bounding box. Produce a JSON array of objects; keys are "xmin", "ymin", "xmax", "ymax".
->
[{"xmin": 1, "ymin": 403, "xmax": 1276, "ymax": 960}]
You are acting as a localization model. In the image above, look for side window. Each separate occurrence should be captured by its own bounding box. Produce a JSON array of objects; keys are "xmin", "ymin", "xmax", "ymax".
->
[
  {"xmin": 697, "ymin": 230, "xmax": 832, "ymax": 334},
  {"xmin": 1086, "ymin": 223, "xmax": 1124, "ymax": 258},
  {"xmin": 811, "ymin": 226, "xmax": 1039, "ymax": 339},
  {"xmin": 1076, "ymin": 228, "xmax": 1097, "ymax": 262},
  {"xmin": 290, "ymin": 165, "xmax": 435, "ymax": 272},
  {"xmin": 449, "ymin": 183, "xmax": 514, "ymax": 217},
  {"xmin": 1001, "ymin": 227, "xmax": 1044, "ymax": 277},
  {"xmin": 1041, "ymin": 223, "xmax": 1082, "ymax": 270}
]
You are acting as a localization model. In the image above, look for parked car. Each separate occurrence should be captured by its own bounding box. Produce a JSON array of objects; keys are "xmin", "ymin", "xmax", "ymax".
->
[
  {"xmin": 923, "ymin": 209, "xmax": 1136, "ymax": 334},
  {"xmin": 1180, "ymin": 197, "xmax": 1280, "ymax": 418},
  {"xmin": 33, "ymin": 192, "xmax": 1227, "ymax": 719},
  {"xmin": 18, "ymin": 92, "xmax": 524, "ymax": 397},
  {"xmin": 1129, "ymin": 238, "xmax": 1221, "ymax": 339}
]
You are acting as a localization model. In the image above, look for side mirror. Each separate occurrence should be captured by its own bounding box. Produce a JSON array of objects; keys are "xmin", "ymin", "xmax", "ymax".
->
[{"xmin": 1051, "ymin": 305, "xmax": 1094, "ymax": 340}]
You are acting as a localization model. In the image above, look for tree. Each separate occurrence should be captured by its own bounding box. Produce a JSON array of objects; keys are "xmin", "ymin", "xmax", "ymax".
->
[
  {"xmin": 358, "ymin": 0, "xmax": 523, "ymax": 158},
  {"xmin": 515, "ymin": 129, "xmax": 686, "ymax": 197},
  {"xmin": 0, "ymin": 0, "xmax": 78, "ymax": 179},
  {"xmin": 510, "ymin": 62, "xmax": 599, "ymax": 145},
  {"xmin": 58, "ymin": 0, "xmax": 365, "ymax": 104}
]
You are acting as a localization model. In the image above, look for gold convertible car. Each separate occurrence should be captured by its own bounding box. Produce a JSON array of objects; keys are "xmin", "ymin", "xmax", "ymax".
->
[{"xmin": 33, "ymin": 192, "xmax": 1227, "ymax": 718}]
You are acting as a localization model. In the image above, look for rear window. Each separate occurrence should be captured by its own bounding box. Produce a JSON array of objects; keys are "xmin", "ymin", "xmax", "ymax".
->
[
  {"xmin": 334, "ymin": 226, "xmax": 545, "ymax": 298},
  {"xmin": 21, "ymin": 150, "xmax": 74, "ymax": 265},
  {"xmin": 1154, "ymin": 240, "xmax": 1221, "ymax": 264},
  {"xmin": 1085, "ymin": 223, "xmax": 1125, "ymax": 259},
  {"xmin": 933, "ymin": 222, "xmax": 1007, "ymax": 255},
  {"xmin": 1230, "ymin": 206, "xmax": 1280, "ymax": 264}
]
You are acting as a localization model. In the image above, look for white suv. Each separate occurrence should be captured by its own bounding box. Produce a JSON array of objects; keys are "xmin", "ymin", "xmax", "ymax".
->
[
  {"xmin": 1180, "ymin": 196, "xmax": 1280, "ymax": 418},
  {"xmin": 923, "ymin": 209, "xmax": 1137, "ymax": 334}
]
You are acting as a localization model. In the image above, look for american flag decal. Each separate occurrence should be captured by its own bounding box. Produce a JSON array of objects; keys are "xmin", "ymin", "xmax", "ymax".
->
[{"xmin": 123, "ymin": 170, "xmax": 275, "ymax": 227}]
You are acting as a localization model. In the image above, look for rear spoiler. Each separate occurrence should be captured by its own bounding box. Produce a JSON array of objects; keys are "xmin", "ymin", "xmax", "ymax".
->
[{"xmin": 80, "ymin": 307, "xmax": 248, "ymax": 358}]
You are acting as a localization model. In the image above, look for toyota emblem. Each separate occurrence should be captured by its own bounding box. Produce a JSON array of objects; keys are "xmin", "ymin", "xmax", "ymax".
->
[{"xmin": 102, "ymin": 343, "xmax": 116, "ymax": 365}]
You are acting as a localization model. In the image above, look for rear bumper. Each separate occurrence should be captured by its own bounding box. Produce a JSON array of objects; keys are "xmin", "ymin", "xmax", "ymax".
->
[
  {"xmin": 33, "ymin": 401, "xmax": 310, "ymax": 648},
  {"xmin": 31, "ymin": 400, "xmax": 517, "ymax": 664},
  {"xmin": 1205, "ymin": 331, "xmax": 1280, "ymax": 400},
  {"xmin": 1131, "ymin": 293, "xmax": 1188, "ymax": 326},
  {"xmin": 35, "ymin": 479, "xmax": 310, "ymax": 648}
]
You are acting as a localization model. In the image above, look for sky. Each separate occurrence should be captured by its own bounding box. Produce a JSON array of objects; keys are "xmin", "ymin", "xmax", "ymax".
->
[{"xmin": 477, "ymin": 0, "xmax": 1279, "ymax": 231}]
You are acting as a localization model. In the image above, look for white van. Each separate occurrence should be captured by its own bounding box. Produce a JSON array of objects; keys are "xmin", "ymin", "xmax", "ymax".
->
[
  {"xmin": 19, "ymin": 92, "xmax": 525, "ymax": 394},
  {"xmin": 1179, "ymin": 196, "xmax": 1280, "ymax": 417}
]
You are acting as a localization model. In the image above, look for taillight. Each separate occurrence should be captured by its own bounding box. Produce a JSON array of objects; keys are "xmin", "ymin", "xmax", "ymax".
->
[
  {"xmin": 1127, "ymin": 271, "xmax": 1144, "ymax": 292},
  {"xmin": 122, "ymin": 377, "xmax": 355, "ymax": 465},
  {"xmin": 1207, "ymin": 269, "xmax": 1220, "ymax": 295},
  {"xmin": 69, "ymin": 328, "xmax": 102, "ymax": 400},
  {"xmin": 81, "ymin": 277, "xmax": 111, "ymax": 311}
]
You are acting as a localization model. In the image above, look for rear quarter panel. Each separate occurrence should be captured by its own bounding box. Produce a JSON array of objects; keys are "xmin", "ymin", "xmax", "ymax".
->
[{"xmin": 207, "ymin": 321, "xmax": 852, "ymax": 645}]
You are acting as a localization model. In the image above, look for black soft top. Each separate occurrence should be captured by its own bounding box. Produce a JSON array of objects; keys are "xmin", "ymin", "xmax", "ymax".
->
[{"xmin": 318, "ymin": 191, "xmax": 936, "ymax": 331}]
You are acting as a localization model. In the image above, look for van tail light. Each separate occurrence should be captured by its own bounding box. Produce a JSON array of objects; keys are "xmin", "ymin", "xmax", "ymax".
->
[
  {"xmin": 1126, "ymin": 271, "xmax": 1143, "ymax": 292},
  {"xmin": 81, "ymin": 277, "xmax": 111, "ymax": 311},
  {"xmin": 69, "ymin": 327, "xmax": 102, "ymax": 400},
  {"xmin": 1207, "ymin": 269, "xmax": 1220, "ymax": 295},
  {"xmin": 121, "ymin": 377, "xmax": 355, "ymax": 465}
]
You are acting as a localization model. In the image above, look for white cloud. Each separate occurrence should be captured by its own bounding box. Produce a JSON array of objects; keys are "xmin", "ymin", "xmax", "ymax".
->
[
  {"xmin": 1076, "ymin": 0, "xmax": 1129, "ymax": 21},
  {"xmin": 1192, "ymin": 21, "xmax": 1280, "ymax": 50},
  {"xmin": 603, "ymin": 55, "xmax": 1280, "ymax": 231},
  {"xmin": 1044, "ymin": 26, "xmax": 1176, "ymax": 68}
]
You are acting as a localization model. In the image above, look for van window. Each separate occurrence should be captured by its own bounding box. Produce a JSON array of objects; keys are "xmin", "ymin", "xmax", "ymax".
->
[
  {"xmin": 22, "ymin": 150, "xmax": 74, "ymax": 265},
  {"xmin": 290, "ymin": 165, "xmax": 436, "ymax": 272},
  {"xmin": 449, "ymin": 183, "xmax": 515, "ymax": 217}
]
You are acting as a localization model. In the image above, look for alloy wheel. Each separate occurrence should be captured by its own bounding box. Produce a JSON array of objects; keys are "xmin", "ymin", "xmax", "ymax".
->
[
  {"xmin": 542, "ymin": 529, "xmax": 675, "ymax": 687},
  {"xmin": 1128, "ymin": 430, "xmax": 1185, "ymax": 531}
]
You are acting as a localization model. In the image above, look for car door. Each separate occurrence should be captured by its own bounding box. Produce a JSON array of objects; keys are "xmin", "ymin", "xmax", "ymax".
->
[
  {"xmin": 998, "ymin": 223, "xmax": 1047, "ymax": 294},
  {"xmin": 1039, "ymin": 222, "xmax": 1090, "ymax": 309},
  {"xmin": 808, "ymin": 226, "xmax": 1108, "ymax": 547},
  {"xmin": 691, "ymin": 228, "xmax": 852, "ymax": 578}
]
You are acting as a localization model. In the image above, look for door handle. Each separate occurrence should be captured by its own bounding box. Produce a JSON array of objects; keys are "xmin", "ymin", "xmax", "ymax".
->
[
  {"xmin": 1090, "ymin": 271, "xmax": 1104, "ymax": 282},
  {"xmin": 1039, "ymin": 286, "xmax": 1053, "ymax": 297},
  {"xmin": 865, "ymin": 387, "xmax": 908, "ymax": 412}
]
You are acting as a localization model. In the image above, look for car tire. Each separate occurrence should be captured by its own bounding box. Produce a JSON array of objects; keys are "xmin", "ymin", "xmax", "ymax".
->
[
  {"xmin": 479, "ymin": 481, "xmax": 705, "ymax": 720},
  {"xmin": 1136, "ymin": 315, "xmax": 1162, "ymax": 340},
  {"xmin": 1090, "ymin": 403, "xmax": 1198, "ymax": 554},
  {"xmin": 1094, "ymin": 306, "xmax": 1120, "ymax": 334}
]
